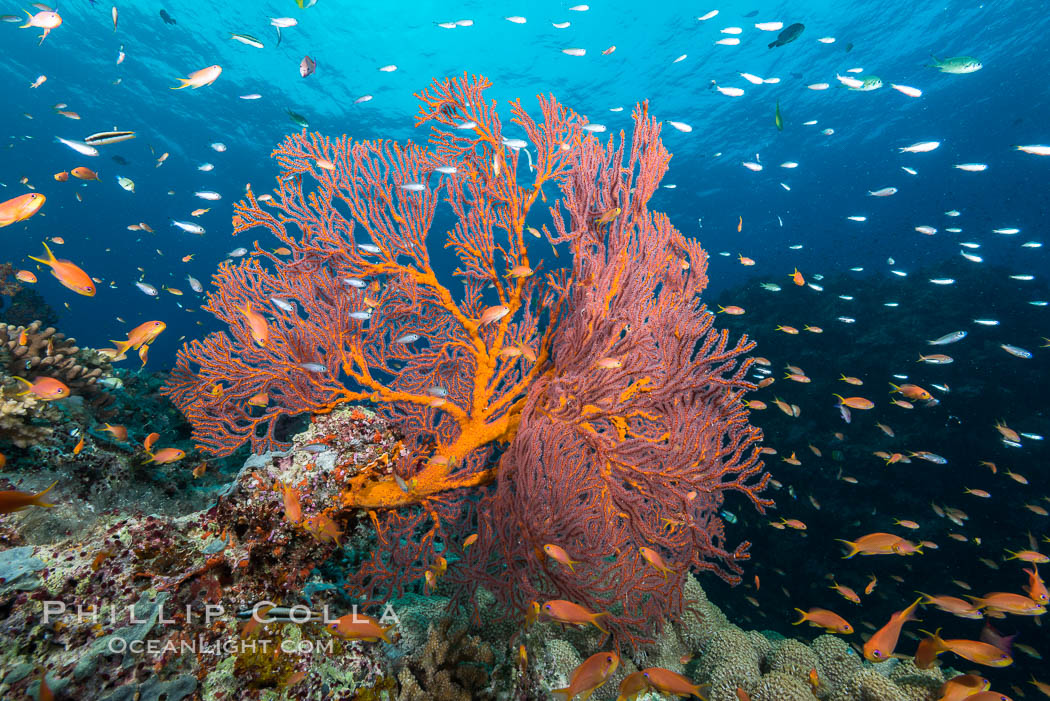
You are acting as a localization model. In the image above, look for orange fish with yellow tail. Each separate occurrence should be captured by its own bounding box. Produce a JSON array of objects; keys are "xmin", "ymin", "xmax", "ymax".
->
[
  {"xmin": 172, "ymin": 65, "xmax": 223, "ymax": 89},
  {"xmin": 863, "ymin": 596, "xmax": 922, "ymax": 662},
  {"xmin": 552, "ymin": 651, "xmax": 619, "ymax": 700},
  {"xmin": 541, "ymin": 600, "xmax": 611, "ymax": 634},
  {"xmin": 28, "ymin": 242, "xmax": 95, "ymax": 296}
]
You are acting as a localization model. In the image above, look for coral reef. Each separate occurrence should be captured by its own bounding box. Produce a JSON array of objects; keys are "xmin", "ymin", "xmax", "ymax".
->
[
  {"xmin": 0, "ymin": 320, "xmax": 118, "ymax": 447},
  {"xmin": 0, "ymin": 286, "xmax": 58, "ymax": 329},
  {"xmin": 394, "ymin": 617, "xmax": 495, "ymax": 700},
  {"xmin": 0, "ymin": 403, "xmax": 963, "ymax": 700},
  {"xmin": 163, "ymin": 74, "xmax": 767, "ymax": 647}
]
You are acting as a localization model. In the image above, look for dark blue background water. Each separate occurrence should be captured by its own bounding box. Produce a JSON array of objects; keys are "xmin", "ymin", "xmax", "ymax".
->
[{"xmin": 3, "ymin": 0, "xmax": 1048, "ymax": 368}]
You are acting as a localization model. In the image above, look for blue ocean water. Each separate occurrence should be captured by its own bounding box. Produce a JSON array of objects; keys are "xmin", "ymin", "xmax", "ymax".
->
[
  {"xmin": 4, "ymin": 0, "xmax": 1049, "ymax": 361},
  {"xmin": 3, "ymin": 0, "xmax": 1050, "ymax": 695}
]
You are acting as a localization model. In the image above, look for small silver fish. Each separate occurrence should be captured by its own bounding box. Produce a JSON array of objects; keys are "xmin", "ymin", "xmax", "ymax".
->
[
  {"xmin": 187, "ymin": 275, "xmax": 202, "ymax": 293},
  {"xmin": 395, "ymin": 333, "xmax": 420, "ymax": 344},
  {"xmin": 357, "ymin": 243, "xmax": 381, "ymax": 254},
  {"xmin": 927, "ymin": 331, "xmax": 967, "ymax": 345},
  {"xmin": 1001, "ymin": 344, "xmax": 1032, "ymax": 359},
  {"xmin": 271, "ymin": 298, "xmax": 294, "ymax": 312},
  {"xmin": 343, "ymin": 278, "xmax": 366, "ymax": 288},
  {"xmin": 171, "ymin": 219, "xmax": 205, "ymax": 235},
  {"xmin": 298, "ymin": 362, "xmax": 327, "ymax": 372},
  {"xmin": 135, "ymin": 281, "xmax": 158, "ymax": 296},
  {"xmin": 227, "ymin": 247, "xmax": 248, "ymax": 257},
  {"xmin": 349, "ymin": 311, "xmax": 371, "ymax": 320}
]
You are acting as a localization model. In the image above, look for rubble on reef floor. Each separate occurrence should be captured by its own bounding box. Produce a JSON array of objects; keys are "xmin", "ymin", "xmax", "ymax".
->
[{"xmin": 0, "ymin": 405, "xmax": 955, "ymax": 700}]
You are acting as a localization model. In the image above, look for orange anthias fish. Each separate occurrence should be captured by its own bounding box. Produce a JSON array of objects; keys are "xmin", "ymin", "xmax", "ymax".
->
[
  {"xmin": 920, "ymin": 630, "xmax": 1013, "ymax": 667},
  {"xmin": 28, "ymin": 242, "xmax": 95, "ymax": 296},
  {"xmin": 542, "ymin": 544, "xmax": 580, "ymax": 571},
  {"xmin": 479, "ymin": 305, "xmax": 511, "ymax": 326},
  {"xmin": 238, "ymin": 303, "xmax": 269, "ymax": 346},
  {"xmin": 172, "ymin": 64, "xmax": 223, "ymax": 89},
  {"xmin": 917, "ymin": 592, "xmax": 982, "ymax": 619},
  {"xmin": 0, "ymin": 192, "xmax": 46, "ymax": 227},
  {"xmin": 863, "ymin": 597, "xmax": 922, "ymax": 662},
  {"xmin": 937, "ymin": 674, "xmax": 990, "ymax": 701},
  {"xmin": 282, "ymin": 483, "xmax": 302, "ymax": 524},
  {"xmin": 639, "ymin": 546, "xmax": 674, "ymax": 577},
  {"xmin": 830, "ymin": 581, "xmax": 861, "ymax": 604},
  {"xmin": 70, "ymin": 167, "xmax": 99, "ymax": 181},
  {"xmin": 833, "ymin": 394, "xmax": 874, "ymax": 410},
  {"xmin": 792, "ymin": 607, "xmax": 854, "ymax": 634},
  {"xmin": 143, "ymin": 432, "xmax": 160, "ymax": 452},
  {"xmin": 889, "ymin": 382, "xmax": 934, "ymax": 403},
  {"xmin": 302, "ymin": 513, "xmax": 343, "ymax": 545},
  {"xmin": 20, "ymin": 9, "xmax": 62, "ymax": 44},
  {"xmin": 837, "ymin": 532, "xmax": 908, "ymax": 558},
  {"xmin": 541, "ymin": 600, "xmax": 611, "ymax": 634},
  {"xmin": 790, "ymin": 267, "xmax": 805, "ymax": 286},
  {"xmin": 146, "ymin": 447, "xmax": 186, "ymax": 464},
  {"xmin": 0, "ymin": 481, "xmax": 57, "ymax": 513},
  {"xmin": 326, "ymin": 612, "xmax": 394, "ymax": 643},
  {"xmin": 616, "ymin": 671, "xmax": 649, "ymax": 701},
  {"xmin": 552, "ymin": 652, "xmax": 619, "ymax": 701},
  {"xmin": 13, "ymin": 376, "xmax": 70, "ymax": 400},
  {"xmin": 1023, "ymin": 565, "xmax": 1049, "ymax": 604},
  {"xmin": 112, "ymin": 320, "xmax": 166, "ymax": 359},
  {"xmin": 967, "ymin": 592, "xmax": 1046, "ymax": 616},
  {"xmin": 640, "ymin": 668, "xmax": 706, "ymax": 698}
]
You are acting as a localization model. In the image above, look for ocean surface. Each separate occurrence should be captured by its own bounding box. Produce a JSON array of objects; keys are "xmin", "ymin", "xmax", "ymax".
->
[{"xmin": 2, "ymin": 0, "xmax": 1049, "ymax": 699}]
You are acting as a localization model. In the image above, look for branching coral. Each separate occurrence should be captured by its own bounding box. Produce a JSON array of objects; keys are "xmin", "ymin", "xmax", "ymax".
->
[{"xmin": 162, "ymin": 74, "xmax": 768, "ymax": 648}]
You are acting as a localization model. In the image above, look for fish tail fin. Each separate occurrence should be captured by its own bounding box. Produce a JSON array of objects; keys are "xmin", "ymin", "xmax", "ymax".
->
[
  {"xmin": 792, "ymin": 608, "xmax": 807, "ymax": 625},
  {"xmin": 836, "ymin": 539, "xmax": 860, "ymax": 558},
  {"xmin": 379, "ymin": 624, "xmax": 394, "ymax": 644},
  {"xmin": 902, "ymin": 596, "xmax": 923, "ymax": 621},
  {"xmin": 19, "ymin": 9, "xmax": 32, "ymax": 28},
  {"xmin": 31, "ymin": 480, "xmax": 58, "ymax": 508},
  {"xmin": 27, "ymin": 242, "xmax": 56, "ymax": 267},
  {"xmin": 590, "ymin": 611, "xmax": 611, "ymax": 635},
  {"xmin": 171, "ymin": 79, "xmax": 190, "ymax": 90},
  {"xmin": 11, "ymin": 376, "xmax": 34, "ymax": 395},
  {"xmin": 110, "ymin": 339, "xmax": 134, "ymax": 359},
  {"xmin": 888, "ymin": 382, "xmax": 901, "ymax": 393}
]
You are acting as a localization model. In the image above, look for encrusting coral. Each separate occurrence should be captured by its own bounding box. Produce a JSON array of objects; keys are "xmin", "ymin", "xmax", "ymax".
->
[
  {"xmin": 0, "ymin": 320, "xmax": 118, "ymax": 446},
  {"xmin": 0, "ymin": 321, "xmax": 114, "ymax": 407}
]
